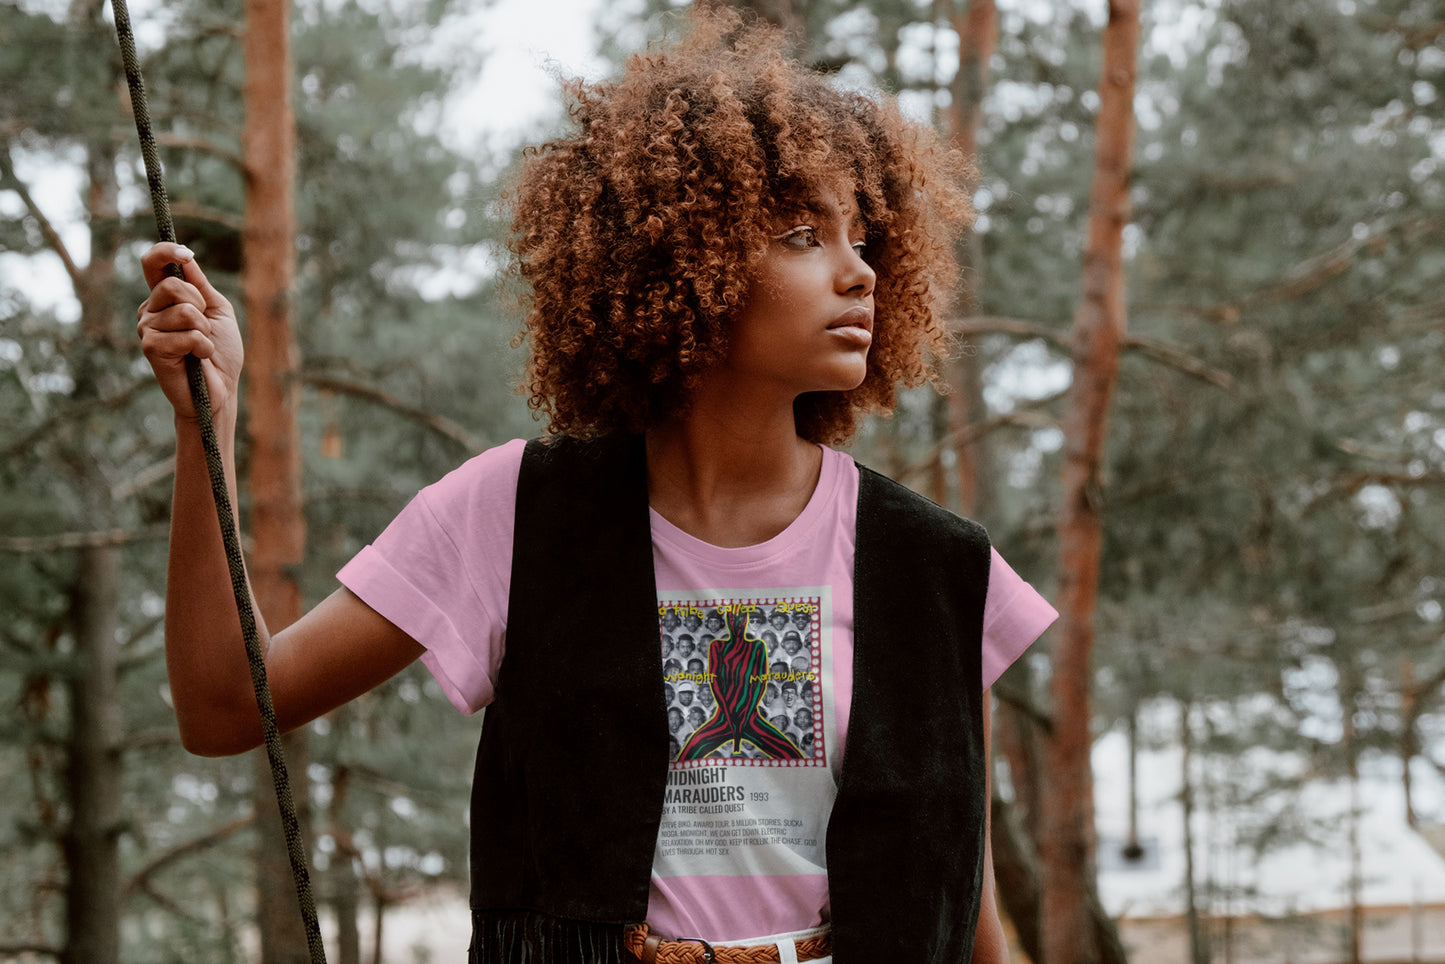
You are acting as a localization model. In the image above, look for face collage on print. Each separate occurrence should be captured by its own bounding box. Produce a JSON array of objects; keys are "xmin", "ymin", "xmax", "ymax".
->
[{"xmin": 659, "ymin": 599, "xmax": 822, "ymax": 765}]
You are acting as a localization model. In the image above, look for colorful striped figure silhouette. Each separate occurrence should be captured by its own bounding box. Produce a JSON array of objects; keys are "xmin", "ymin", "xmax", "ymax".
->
[{"xmin": 677, "ymin": 610, "xmax": 803, "ymax": 761}]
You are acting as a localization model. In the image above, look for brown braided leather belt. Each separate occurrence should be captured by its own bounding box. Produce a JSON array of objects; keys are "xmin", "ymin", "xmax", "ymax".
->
[{"xmin": 625, "ymin": 924, "xmax": 831, "ymax": 964}]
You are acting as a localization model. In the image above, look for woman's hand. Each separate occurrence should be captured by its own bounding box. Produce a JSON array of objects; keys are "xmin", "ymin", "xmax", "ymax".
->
[{"xmin": 137, "ymin": 242, "xmax": 243, "ymax": 421}]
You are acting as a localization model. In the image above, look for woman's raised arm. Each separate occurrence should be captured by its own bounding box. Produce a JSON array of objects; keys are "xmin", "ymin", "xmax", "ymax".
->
[{"xmin": 138, "ymin": 242, "xmax": 424, "ymax": 756}]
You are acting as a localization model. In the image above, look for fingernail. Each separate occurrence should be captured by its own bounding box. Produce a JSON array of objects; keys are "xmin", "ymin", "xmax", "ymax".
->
[{"xmin": 176, "ymin": 246, "xmax": 195, "ymax": 262}]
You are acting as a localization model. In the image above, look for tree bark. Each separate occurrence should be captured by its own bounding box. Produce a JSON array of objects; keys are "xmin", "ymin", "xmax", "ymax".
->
[
  {"xmin": 1401, "ymin": 659, "xmax": 1418, "ymax": 828},
  {"xmin": 991, "ymin": 792, "xmax": 1043, "ymax": 963},
  {"xmin": 331, "ymin": 761, "xmax": 362, "ymax": 964},
  {"xmin": 1042, "ymin": 3, "xmax": 1141, "ymax": 964},
  {"xmin": 62, "ymin": 544, "xmax": 123, "ymax": 964},
  {"xmin": 60, "ymin": 15, "xmax": 125, "ymax": 955},
  {"xmin": 992, "ymin": 790, "xmax": 1130, "ymax": 964},
  {"xmin": 943, "ymin": 0, "xmax": 996, "ymax": 519},
  {"xmin": 242, "ymin": 0, "xmax": 307, "ymax": 958},
  {"xmin": 255, "ymin": 736, "xmax": 312, "ymax": 964},
  {"xmin": 1179, "ymin": 701, "xmax": 1208, "ymax": 964},
  {"xmin": 1341, "ymin": 666, "xmax": 1363, "ymax": 964}
]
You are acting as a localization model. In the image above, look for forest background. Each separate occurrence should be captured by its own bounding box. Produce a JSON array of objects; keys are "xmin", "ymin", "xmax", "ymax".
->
[{"xmin": 1, "ymin": 0, "xmax": 1443, "ymax": 961}]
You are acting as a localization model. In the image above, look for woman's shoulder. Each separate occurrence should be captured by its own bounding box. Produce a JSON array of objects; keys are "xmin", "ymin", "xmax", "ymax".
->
[
  {"xmin": 422, "ymin": 438, "xmax": 529, "ymax": 505},
  {"xmin": 847, "ymin": 451, "xmax": 987, "ymax": 543}
]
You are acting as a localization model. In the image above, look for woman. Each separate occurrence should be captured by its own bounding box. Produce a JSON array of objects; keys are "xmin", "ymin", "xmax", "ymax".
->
[{"xmin": 136, "ymin": 11, "xmax": 1055, "ymax": 963}]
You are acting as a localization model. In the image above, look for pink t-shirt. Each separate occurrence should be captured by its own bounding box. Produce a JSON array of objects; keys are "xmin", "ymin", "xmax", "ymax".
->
[{"xmin": 338, "ymin": 439, "xmax": 1057, "ymax": 942}]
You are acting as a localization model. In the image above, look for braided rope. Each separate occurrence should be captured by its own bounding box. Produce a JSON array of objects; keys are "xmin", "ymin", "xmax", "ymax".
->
[{"xmin": 110, "ymin": 2, "xmax": 327, "ymax": 961}]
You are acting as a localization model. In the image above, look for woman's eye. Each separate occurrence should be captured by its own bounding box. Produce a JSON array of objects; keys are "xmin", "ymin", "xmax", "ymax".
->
[
  {"xmin": 851, "ymin": 240, "xmax": 867, "ymax": 257},
  {"xmin": 778, "ymin": 226, "xmax": 818, "ymax": 248}
]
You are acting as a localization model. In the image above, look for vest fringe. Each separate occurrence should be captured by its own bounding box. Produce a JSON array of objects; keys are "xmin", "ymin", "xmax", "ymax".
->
[{"xmin": 468, "ymin": 909, "xmax": 631, "ymax": 964}]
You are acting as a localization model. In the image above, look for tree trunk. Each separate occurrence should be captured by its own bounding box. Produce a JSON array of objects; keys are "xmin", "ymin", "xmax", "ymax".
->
[
  {"xmin": 992, "ymin": 790, "xmax": 1130, "ymax": 964},
  {"xmin": 944, "ymin": 0, "xmax": 997, "ymax": 520},
  {"xmin": 1042, "ymin": 3, "xmax": 1141, "ymax": 964},
  {"xmin": 62, "ymin": 545, "xmax": 122, "ymax": 964},
  {"xmin": 331, "ymin": 762, "xmax": 362, "ymax": 964},
  {"xmin": 1342, "ymin": 668, "xmax": 1363, "ymax": 964},
  {"xmin": 60, "ymin": 28, "xmax": 125, "ymax": 958},
  {"xmin": 369, "ymin": 898, "xmax": 386, "ymax": 964},
  {"xmin": 1179, "ymin": 701, "xmax": 1208, "ymax": 964},
  {"xmin": 1124, "ymin": 706, "xmax": 1142, "ymax": 860},
  {"xmin": 255, "ymin": 736, "xmax": 312, "ymax": 963},
  {"xmin": 243, "ymin": 0, "xmax": 307, "ymax": 957},
  {"xmin": 991, "ymin": 792, "xmax": 1043, "ymax": 963},
  {"xmin": 1400, "ymin": 659, "xmax": 1418, "ymax": 828}
]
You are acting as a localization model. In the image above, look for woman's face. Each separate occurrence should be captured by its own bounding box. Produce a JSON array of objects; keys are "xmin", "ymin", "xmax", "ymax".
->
[{"xmin": 721, "ymin": 188, "xmax": 875, "ymax": 401}]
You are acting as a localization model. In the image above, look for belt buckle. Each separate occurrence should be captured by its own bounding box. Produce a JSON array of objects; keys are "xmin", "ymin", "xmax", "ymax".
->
[{"xmin": 679, "ymin": 938, "xmax": 716, "ymax": 963}]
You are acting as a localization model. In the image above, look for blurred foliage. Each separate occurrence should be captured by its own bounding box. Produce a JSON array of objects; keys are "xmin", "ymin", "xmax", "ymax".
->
[
  {"xmin": 1, "ymin": 0, "xmax": 1443, "ymax": 958},
  {"xmin": 2, "ymin": 0, "xmax": 529, "ymax": 956}
]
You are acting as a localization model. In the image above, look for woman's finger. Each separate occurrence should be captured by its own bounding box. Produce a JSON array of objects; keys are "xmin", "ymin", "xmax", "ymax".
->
[
  {"xmin": 140, "ymin": 327, "xmax": 215, "ymax": 363},
  {"xmin": 177, "ymin": 254, "xmax": 232, "ymax": 314},
  {"xmin": 142, "ymin": 274, "xmax": 208, "ymax": 316},
  {"xmin": 139, "ymin": 301, "xmax": 212, "ymax": 338},
  {"xmin": 140, "ymin": 241, "xmax": 197, "ymax": 289},
  {"xmin": 140, "ymin": 243, "xmax": 233, "ymax": 316}
]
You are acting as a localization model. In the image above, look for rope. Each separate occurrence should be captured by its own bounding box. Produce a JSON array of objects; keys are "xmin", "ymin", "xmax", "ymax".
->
[{"xmin": 110, "ymin": 3, "xmax": 328, "ymax": 961}]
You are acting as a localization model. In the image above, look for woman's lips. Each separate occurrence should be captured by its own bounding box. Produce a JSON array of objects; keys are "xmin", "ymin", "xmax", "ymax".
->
[
  {"xmin": 828, "ymin": 305, "xmax": 873, "ymax": 332},
  {"xmin": 828, "ymin": 305, "xmax": 874, "ymax": 346}
]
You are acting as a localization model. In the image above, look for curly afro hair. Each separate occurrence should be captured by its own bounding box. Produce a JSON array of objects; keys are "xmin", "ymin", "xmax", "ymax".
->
[{"xmin": 508, "ymin": 9, "xmax": 973, "ymax": 445}]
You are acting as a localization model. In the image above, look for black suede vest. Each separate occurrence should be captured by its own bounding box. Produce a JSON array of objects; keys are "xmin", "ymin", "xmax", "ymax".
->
[{"xmin": 468, "ymin": 435, "xmax": 990, "ymax": 963}]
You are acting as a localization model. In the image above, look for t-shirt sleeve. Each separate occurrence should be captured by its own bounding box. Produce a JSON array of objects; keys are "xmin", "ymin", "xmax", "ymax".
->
[
  {"xmin": 981, "ymin": 547, "xmax": 1057, "ymax": 689},
  {"xmin": 337, "ymin": 438, "xmax": 525, "ymax": 715}
]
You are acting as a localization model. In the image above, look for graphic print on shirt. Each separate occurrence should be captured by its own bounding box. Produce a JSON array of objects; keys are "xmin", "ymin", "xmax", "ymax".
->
[
  {"xmin": 660, "ymin": 596, "xmax": 824, "ymax": 767},
  {"xmin": 653, "ymin": 588, "xmax": 836, "ymax": 907}
]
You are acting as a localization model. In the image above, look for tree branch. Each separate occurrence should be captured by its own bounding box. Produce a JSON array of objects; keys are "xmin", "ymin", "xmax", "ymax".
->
[
  {"xmin": 894, "ymin": 407, "xmax": 1062, "ymax": 487},
  {"xmin": 161, "ymin": 200, "xmax": 245, "ymax": 234},
  {"xmin": 0, "ymin": 526, "xmax": 169, "ymax": 553},
  {"xmin": 0, "ymin": 944, "xmax": 62, "ymax": 960},
  {"xmin": 952, "ymin": 316, "xmax": 1071, "ymax": 353},
  {"xmin": 1335, "ymin": 436, "xmax": 1412, "ymax": 463},
  {"xmin": 1305, "ymin": 469, "xmax": 1445, "ymax": 513},
  {"xmin": 152, "ymin": 131, "xmax": 245, "ymax": 170},
  {"xmin": 1404, "ymin": 660, "xmax": 1445, "ymax": 730},
  {"xmin": 301, "ymin": 372, "xmax": 487, "ymax": 453},
  {"xmin": 0, "ymin": 141, "xmax": 83, "ymax": 289},
  {"xmin": 953, "ymin": 316, "xmax": 1234, "ymax": 387},
  {"xmin": 342, "ymin": 758, "xmax": 469, "ymax": 806},
  {"xmin": 120, "ymin": 729, "xmax": 180, "ymax": 753},
  {"xmin": 1144, "ymin": 218, "xmax": 1441, "ymax": 325},
  {"xmin": 123, "ymin": 816, "xmax": 253, "ymax": 898},
  {"xmin": 1399, "ymin": 298, "xmax": 1445, "ymax": 334},
  {"xmin": 112, "ymin": 455, "xmax": 176, "ymax": 502},
  {"xmin": 1360, "ymin": 14, "xmax": 1445, "ymax": 50},
  {"xmin": 1353, "ymin": 597, "xmax": 1429, "ymax": 624},
  {"xmin": 154, "ymin": 106, "xmax": 244, "ymax": 140},
  {"xmin": 131, "ymin": 880, "xmax": 210, "ymax": 924},
  {"xmin": 1237, "ymin": 233, "xmax": 1375, "ymax": 310},
  {"xmin": 1194, "ymin": 169, "xmax": 1300, "ymax": 193},
  {"xmin": 2, "ymin": 377, "xmax": 153, "ymax": 459},
  {"xmin": 123, "ymin": 613, "xmax": 166, "ymax": 652},
  {"xmin": 1122, "ymin": 333, "xmax": 1233, "ymax": 388},
  {"xmin": 992, "ymin": 681, "xmax": 1054, "ymax": 735}
]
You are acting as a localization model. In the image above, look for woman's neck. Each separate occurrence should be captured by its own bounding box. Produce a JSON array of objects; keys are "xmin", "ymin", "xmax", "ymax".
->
[{"xmin": 645, "ymin": 394, "xmax": 822, "ymax": 549}]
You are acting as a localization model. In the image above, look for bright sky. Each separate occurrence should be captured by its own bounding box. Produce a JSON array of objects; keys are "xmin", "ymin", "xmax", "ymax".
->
[
  {"xmin": 430, "ymin": 0, "xmax": 619, "ymax": 154},
  {"xmin": 3, "ymin": 0, "xmax": 618, "ymax": 322}
]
